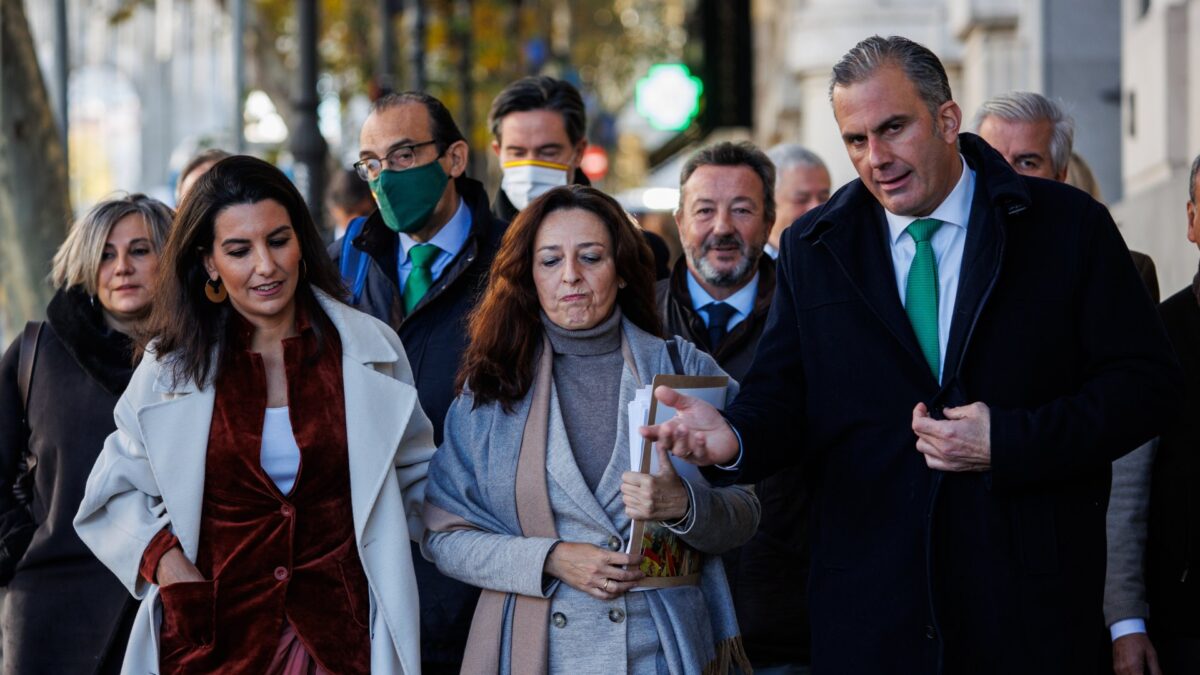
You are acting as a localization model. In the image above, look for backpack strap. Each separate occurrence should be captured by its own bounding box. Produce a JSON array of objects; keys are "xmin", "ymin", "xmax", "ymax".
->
[
  {"xmin": 665, "ymin": 337, "xmax": 685, "ymax": 376},
  {"xmin": 339, "ymin": 216, "xmax": 372, "ymax": 305},
  {"xmin": 17, "ymin": 321, "xmax": 43, "ymax": 418}
]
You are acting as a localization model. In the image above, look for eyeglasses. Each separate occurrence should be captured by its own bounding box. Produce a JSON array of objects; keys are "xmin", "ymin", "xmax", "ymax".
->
[{"xmin": 354, "ymin": 140, "xmax": 438, "ymax": 181}]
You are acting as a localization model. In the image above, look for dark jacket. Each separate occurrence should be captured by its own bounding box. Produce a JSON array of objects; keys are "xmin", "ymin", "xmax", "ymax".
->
[
  {"xmin": 0, "ymin": 288, "xmax": 138, "ymax": 674},
  {"xmin": 1130, "ymin": 250, "xmax": 1160, "ymax": 303},
  {"xmin": 492, "ymin": 169, "xmax": 673, "ymax": 280},
  {"xmin": 657, "ymin": 255, "xmax": 814, "ymax": 666},
  {"xmin": 1147, "ymin": 278, "xmax": 1200, "ymax": 637},
  {"xmin": 717, "ymin": 133, "xmax": 1182, "ymax": 675},
  {"xmin": 329, "ymin": 175, "xmax": 502, "ymax": 670},
  {"xmin": 656, "ymin": 255, "xmax": 776, "ymax": 383}
]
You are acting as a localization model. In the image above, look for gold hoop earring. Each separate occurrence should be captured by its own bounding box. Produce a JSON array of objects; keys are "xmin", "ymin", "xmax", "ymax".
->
[{"xmin": 204, "ymin": 277, "xmax": 228, "ymax": 303}]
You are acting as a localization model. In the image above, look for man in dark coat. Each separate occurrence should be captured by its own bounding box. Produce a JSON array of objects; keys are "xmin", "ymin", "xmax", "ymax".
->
[
  {"xmin": 329, "ymin": 92, "xmax": 504, "ymax": 673},
  {"xmin": 644, "ymin": 36, "xmax": 1182, "ymax": 675},
  {"xmin": 488, "ymin": 75, "xmax": 672, "ymax": 279},
  {"xmin": 974, "ymin": 89, "xmax": 1166, "ymax": 674},
  {"xmin": 974, "ymin": 90, "xmax": 1160, "ymax": 300},
  {"xmin": 1140, "ymin": 154, "xmax": 1200, "ymax": 675},
  {"xmin": 655, "ymin": 141, "xmax": 811, "ymax": 672}
]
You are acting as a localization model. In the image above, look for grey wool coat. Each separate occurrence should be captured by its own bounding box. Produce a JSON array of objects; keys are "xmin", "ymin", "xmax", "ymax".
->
[{"xmin": 423, "ymin": 319, "xmax": 760, "ymax": 674}]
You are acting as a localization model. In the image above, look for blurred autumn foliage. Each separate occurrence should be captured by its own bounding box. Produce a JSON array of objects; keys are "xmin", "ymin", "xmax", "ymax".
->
[{"xmin": 249, "ymin": 0, "xmax": 683, "ymax": 160}]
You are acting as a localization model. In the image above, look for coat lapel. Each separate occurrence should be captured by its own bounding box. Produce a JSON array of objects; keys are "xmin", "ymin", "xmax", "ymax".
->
[
  {"xmin": 942, "ymin": 137, "xmax": 1030, "ymax": 382},
  {"xmin": 544, "ymin": 384, "xmax": 622, "ymax": 533},
  {"xmin": 816, "ymin": 200, "xmax": 933, "ymax": 381},
  {"xmin": 138, "ymin": 388, "xmax": 214, "ymax": 560},
  {"xmin": 315, "ymin": 290, "xmax": 414, "ymax": 542},
  {"xmin": 343, "ymin": 358, "xmax": 414, "ymax": 542},
  {"xmin": 943, "ymin": 178, "xmax": 1004, "ymax": 381},
  {"xmin": 590, "ymin": 364, "xmax": 639, "ymax": 515}
]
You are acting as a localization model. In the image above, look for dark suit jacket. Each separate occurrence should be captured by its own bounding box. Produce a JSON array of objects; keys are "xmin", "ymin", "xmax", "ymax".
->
[
  {"xmin": 655, "ymin": 255, "xmax": 776, "ymax": 383},
  {"xmin": 1130, "ymin": 250, "xmax": 1159, "ymax": 302},
  {"xmin": 329, "ymin": 176, "xmax": 506, "ymax": 669},
  {"xmin": 1148, "ymin": 284, "xmax": 1200, "ymax": 637},
  {"xmin": 717, "ymin": 133, "xmax": 1182, "ymax": 675},
  {"xmin": 656, "ymin": 256, "xmax": 814, "ymax": 665}
]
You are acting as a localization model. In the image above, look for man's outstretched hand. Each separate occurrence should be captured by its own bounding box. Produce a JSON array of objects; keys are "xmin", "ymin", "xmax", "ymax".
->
[{"xmin": 639, "ymin": 386, "xmax": 739, "ymax": 466}]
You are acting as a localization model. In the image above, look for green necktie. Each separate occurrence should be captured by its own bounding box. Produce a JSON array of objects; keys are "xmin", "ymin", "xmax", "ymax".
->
[
  {"xmin": 904, "ymin": 218, "xmax": 943, "ymax": 379},
  {"xmin": 402, "ymin": 243, "xmax": 441, "ymax": 313}
]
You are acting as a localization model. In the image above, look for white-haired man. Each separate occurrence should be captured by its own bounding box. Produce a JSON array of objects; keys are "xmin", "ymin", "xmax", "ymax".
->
[
  {"xmin": 764, "ymin": 144, "xmax": 831, "ymax": 259},
  {"xmin": 977, "ymin": 91, "xmax": 1164, "ymax": 675}
]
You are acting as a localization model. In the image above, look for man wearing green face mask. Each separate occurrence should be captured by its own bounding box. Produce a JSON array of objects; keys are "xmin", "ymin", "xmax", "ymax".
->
[{"xmin": 329, "ymin": 91, "xmax": 508, "ymax": 674}]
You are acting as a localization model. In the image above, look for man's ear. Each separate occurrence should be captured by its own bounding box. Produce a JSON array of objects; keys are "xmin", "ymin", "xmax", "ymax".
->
[
  {"xmin": 491, "ymin": 138, "xmax": 502, "ymax": 158},
  {"xmin": 1188, "ymin": 201, "xmax": 1198, "ymax": 244},
  {"xmin": 445, "ymin": 140, "xmax": 470, "ymax": 178},
  {"xmin": 572, "ymin": 138, "xmax": 589, "ymax": 169},
  {"xmin": 937, "ymin": 100, "xmax": 962, "ymax": 143}
]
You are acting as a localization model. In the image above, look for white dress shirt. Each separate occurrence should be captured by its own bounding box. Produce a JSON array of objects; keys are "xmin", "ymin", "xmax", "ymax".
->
[
  {"xmin": 686, "ymin": 271, "xmax": 759, "ymax": 331},
  {"xmin": 397, "ymin": 197, "xmax": 472, "ymax": 292},
  {"xmin": 883, "ymin": 156, "xmax": 975, "ymax": 381},
  {"xmin": 723, "ymin": 157, "xmax": 976, "ymax": 470},
  {"xmin": 1110, "ymin": 618, "xmax": 1147, "ymax": 641}
]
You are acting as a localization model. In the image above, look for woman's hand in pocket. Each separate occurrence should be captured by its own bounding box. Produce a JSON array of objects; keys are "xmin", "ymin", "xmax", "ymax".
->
[{"xmin": 156, "ymin": 547, "xmax": 205, "ymax": 587}]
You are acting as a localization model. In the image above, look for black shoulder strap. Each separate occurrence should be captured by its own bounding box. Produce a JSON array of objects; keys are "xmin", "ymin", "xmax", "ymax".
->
[
  {"xmin": 665, "ymin": 337, "xmax": 684, "ymax": 375},
  {"xmin": 18, "ymin": 321, "xmax": 43, "ymax": 416}
]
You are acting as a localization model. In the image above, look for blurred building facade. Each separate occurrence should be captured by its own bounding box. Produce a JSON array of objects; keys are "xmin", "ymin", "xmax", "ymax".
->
[
  {"xmin": 25, "ymin": 0, "xmax": 236, "ymax": 208},
  {"xmin": 1111, "ymin": 0, "xmax": 1200, "ymax": 294},
  {"xmin": 751, "ymin": 0, "xmax": 1122, "ymax": 204}
]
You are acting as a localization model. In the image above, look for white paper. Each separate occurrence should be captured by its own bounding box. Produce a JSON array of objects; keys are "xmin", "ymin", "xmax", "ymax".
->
[{"xmin": 628, "ymin": 384, "xmax": 726, "ymax": 486}]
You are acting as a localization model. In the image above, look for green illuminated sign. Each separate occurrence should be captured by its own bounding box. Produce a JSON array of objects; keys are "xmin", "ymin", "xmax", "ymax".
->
[{"xmin": 635, "ymin": 64, "xmax": 703, "ymax": 132}]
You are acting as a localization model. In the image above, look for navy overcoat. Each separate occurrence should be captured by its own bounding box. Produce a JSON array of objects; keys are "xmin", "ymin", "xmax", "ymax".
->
[{"xmin": 719, "ymin": 133, "xmax": 1183, "ymax": 675}]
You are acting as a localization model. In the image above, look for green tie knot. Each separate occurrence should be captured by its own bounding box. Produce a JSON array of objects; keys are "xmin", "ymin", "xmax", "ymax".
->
[
  {"xmin": 403, "ymin": 243, "xmax": 442, "ymax": 313},
  {"xmin": 905, "ymin": 218, "xmax": 942, "ymax": 244},
  {"xmin": 409, "ymin": 243, "xmax": 441, "ymax": 270}
]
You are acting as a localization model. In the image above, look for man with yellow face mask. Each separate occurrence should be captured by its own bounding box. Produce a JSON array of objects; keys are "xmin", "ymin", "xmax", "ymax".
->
[{"xmin": 489, "ymin": 76, "xmax": 672, "ymax": 278}]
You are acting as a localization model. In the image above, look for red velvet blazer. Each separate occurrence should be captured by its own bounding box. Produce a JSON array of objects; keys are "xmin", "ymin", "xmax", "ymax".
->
[{"xmin": 151, "ymin": 313, "xmax": 370, "ymax": 674}]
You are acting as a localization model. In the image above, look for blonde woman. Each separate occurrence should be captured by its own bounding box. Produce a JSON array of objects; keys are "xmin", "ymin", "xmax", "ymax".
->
[{"xmin": 0, "ymin": 195, "xmax": 172, "ymax": 674}]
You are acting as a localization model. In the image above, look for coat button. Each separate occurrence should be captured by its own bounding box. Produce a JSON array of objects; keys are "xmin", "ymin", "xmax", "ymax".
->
[
  {"xmin": 924, "ymin": 625, "xmax": 936, "ymax": 640},
  {"xmin": 280, "ymin": 505, "xmax": 293, "ymax": 517},
  {"xmin": 274, "ymin": 566, "xmax": 289, "ymax": 581},
  {"xmin": 608, "ymin": 608, "xmax": 625, "ymax": 623},
  {"xmin": 551, "ymin": 612, "xmax": 567, "ymax": 628},
  {"xmin": 607, "ymin": 535, "xmax": 622, "ymax": 551}
]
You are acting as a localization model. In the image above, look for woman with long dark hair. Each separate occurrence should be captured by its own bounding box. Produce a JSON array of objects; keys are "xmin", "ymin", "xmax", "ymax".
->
[
  {"xmin": 0, "ymin": 194, "xmax": 172, "ymax": 674},
  {"xmin": 423, "ymin": 184, "xmax": 759, "ymax": 673},
  {"xmin": 74, "ymin": 156, "xmax": 435, "ymax": 674}
]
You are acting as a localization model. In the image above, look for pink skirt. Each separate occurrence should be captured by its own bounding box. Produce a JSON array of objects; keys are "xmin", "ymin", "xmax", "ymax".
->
[{"xmin": 267, "ymin": 621, "xmax": 332, "ymax": 675}]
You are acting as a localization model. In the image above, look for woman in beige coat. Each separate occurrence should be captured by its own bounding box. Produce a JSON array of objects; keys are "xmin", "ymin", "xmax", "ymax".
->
[{"xmin": 74, "ymin": 156, "xmax": 435, "ymax": 674}]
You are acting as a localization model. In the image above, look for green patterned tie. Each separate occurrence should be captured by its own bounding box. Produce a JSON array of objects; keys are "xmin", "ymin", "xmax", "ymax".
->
[
  {"xmin": 904, "ymin": 218, "xmax": 943, "ymax": 379},
  {"xmin": 402, "ymin": 243, "xmax": 441, "ymax": 313}
]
